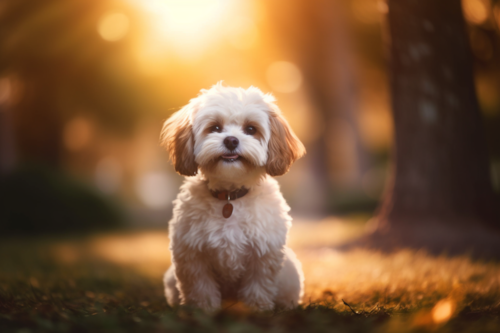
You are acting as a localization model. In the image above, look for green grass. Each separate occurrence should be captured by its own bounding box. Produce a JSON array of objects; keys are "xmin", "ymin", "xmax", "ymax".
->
[{"xmin": 1, "ymin": 219, "xmax": 500, "ymax": 332}]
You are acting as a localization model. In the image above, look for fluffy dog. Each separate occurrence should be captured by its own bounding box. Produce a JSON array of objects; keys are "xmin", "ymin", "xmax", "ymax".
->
[{"xmin": 162, "ymin": 83, "xmax": 305, "ymax": 311}]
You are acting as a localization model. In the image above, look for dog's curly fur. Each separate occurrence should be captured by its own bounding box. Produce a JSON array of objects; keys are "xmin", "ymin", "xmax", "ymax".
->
[{"xmin": 161, "ymin": 83, "xmax": 305, "ymax": 311}]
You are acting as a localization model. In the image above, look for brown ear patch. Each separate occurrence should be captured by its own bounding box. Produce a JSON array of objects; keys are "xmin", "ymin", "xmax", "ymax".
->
[
  {"xmin": 266, "ymin": 114, "xmax": 306, "ymax": 176},
  {"xmin": 160, "ymin": 106, "xmax": 198, "ymax": 176}
]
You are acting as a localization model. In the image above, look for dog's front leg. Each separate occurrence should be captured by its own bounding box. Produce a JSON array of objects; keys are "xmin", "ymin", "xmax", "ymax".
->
[
  {"xmin": 174, "ymin": 254, "xmax": 221, "ymax": 311},
  {"xmin": 238, "ymin": 251, "xmax": 283, "ymax": 311}
]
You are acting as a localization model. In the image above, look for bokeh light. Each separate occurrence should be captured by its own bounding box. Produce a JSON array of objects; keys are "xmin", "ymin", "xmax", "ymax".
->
[
  {"xmin": 63, "ymin": 117, "xmax": 94, "ymax": 151},
  {"xmin": 462, "ymin": 0, "xmax": 490, "ymax": 25},
  {"xmin": 266, "ymin": 61, "xmax": 303, "ymax": 94},
  {"xmin": 136, "ymin": 172, "xmax": 174, "ymax": 209},
  {"xmin": 431, "ymin": 299, "xmax": 455, "ymax": 324},
  {"xmin": 98, "ymin": 12, "xmax": 130, "ymax": 42}
]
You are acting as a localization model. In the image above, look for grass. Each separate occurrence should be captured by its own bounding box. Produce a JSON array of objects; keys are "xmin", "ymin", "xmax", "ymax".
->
[{"xmin": 1, "ymin": 217, "xmax": 500, "ymax": 332}]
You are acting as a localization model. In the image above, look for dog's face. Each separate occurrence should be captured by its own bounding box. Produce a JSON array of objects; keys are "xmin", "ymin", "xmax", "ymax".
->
[{"xmin": 161, "ymin": 84, "xmax": 305, "ymax": 184}]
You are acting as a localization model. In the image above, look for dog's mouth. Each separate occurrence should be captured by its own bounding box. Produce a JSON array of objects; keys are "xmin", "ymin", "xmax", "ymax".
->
[{"xmin": 221, "ymin": 154, "xmax": 241, "ymax": 163}]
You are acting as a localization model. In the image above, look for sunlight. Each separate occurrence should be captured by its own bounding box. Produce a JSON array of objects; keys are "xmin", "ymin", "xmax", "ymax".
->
[
  {"xmin": 98, "ymin": 12, "xmax": 130, "ymax": 42},
  {"xmin": 226, "ymin": 17, "xmax": 259, "ymax": 50},
  {"xmin": 129, "ymin": 0, "xmax": 235, "ymax": 59},
  {"xmin": 40, "ymin": 220, "xmax": 500, "ymax": 316},
  {"xmin": 134, "ymin": 40, "xmax": 170, "ymax": 76},
  {"xmin": 89, "ymin": 232, "xmax": 170, "ymax": 266}
]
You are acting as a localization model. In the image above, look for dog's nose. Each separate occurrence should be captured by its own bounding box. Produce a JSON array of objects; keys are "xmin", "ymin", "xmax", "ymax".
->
[{"xmin": 223, "ymin": 136, "xmax": 239, "ymax": 150}]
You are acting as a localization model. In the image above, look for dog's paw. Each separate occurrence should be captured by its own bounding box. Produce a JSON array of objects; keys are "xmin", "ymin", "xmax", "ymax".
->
[{"xmin": 239, "ymin": 283, "xmax": 277, "ymax": 311}]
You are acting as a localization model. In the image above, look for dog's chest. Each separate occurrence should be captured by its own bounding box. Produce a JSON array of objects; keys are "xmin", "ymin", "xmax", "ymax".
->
[
  {"xmin": 172, "ymin": 178, "xmax": 290, "ymax": 282},
  {"xmin": 204, "ymin": 219, "xmax": 252, "ymax": 281}
]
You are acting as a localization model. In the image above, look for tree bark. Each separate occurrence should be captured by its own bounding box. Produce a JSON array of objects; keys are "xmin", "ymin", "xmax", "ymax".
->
[{"xmin": 366, "ymin": 0, "xmax": 500, "ymax": 255}]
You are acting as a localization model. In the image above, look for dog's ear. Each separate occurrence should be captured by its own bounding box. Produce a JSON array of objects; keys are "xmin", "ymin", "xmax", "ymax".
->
[
  {"xmin": 266, "ymin": 112, "xmax": 306, "ymax": 176},
  {"xmin": 160, "ymin": 102, "xmax": 198, "ymax": 176}
]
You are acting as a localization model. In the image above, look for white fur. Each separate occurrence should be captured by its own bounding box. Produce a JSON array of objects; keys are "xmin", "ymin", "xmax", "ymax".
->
[{"xmin": 163, "ymin": 84, "xmax": 304, "ymax": 311}]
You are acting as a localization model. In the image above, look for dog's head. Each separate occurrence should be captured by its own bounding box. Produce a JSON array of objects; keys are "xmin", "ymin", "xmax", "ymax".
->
[{"xmin": 161, "ymin": 83, "xmax": 305, "ymax": 182}]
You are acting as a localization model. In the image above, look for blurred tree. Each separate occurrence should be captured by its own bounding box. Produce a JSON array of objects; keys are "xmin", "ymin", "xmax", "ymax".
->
[
  {"xmin": 0, "ymin": 0, "xmax": 144, "ymax": 165},
  {"xmin": 0, "ymin": 0, "xmax": 147, "ymax": 233},
  {"xmin": 366, "ymin": 0, "xmax": 500, "ymax": 255},
  {"xmin": 267, "ymin": 0, "xmax": 372, "ymax": 215}
]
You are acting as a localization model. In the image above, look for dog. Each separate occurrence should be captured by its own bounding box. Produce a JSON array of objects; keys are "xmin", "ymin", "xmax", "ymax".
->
[{"xmin": 161, "ymin": 83, "xmax": 305, "ymax": 311}]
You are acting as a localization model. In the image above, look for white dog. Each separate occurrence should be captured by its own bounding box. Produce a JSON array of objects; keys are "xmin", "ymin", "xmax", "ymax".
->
[{"xmin": 161, "ymin": 83, "xmax": 305, "ymax": 311}]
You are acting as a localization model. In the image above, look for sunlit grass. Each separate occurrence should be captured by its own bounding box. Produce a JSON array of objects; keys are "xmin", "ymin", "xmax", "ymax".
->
[{"xmin": 1, "ymin": 218, "xmax": 500, "ymax": 332}]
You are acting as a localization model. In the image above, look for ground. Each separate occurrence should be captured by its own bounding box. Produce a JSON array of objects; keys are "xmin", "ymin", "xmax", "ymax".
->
[{"xmin": 1, "ymin": 217, "xmax": 499, "ymax": 332}]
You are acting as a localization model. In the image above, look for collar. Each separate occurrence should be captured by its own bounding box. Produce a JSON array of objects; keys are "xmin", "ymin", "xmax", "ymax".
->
[{"xmin": 210, "ymin": 187, "xmax": 249, "ymax": 201}]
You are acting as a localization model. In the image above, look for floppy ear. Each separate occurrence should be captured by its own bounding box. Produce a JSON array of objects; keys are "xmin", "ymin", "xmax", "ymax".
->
[
  {"xmin": 160, "ymin": 103, "xmax": 198, "ymax": 176},
  {"xmin": 266, "ymin": 113, "xmax": 306, "ymax": 176}
]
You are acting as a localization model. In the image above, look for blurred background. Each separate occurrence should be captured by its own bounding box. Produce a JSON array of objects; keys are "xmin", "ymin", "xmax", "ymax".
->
[{"xmin": 1, "ymin": 0, "xmax": 499, "ymax": 234}]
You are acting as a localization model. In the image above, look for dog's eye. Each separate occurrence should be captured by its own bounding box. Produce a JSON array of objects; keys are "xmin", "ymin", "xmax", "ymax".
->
[
  {"xmin": 244, "ymin": 125, "xmax": 257, "ymax": 135},
  {"xmin": 210, "ymin": 125, "xmax": 222, "ymax": 133}
]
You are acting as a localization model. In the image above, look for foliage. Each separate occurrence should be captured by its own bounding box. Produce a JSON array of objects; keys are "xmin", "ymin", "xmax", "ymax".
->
[{"xmin": 0, "ymin": 164, "xmax": 123, "ymax": 234}]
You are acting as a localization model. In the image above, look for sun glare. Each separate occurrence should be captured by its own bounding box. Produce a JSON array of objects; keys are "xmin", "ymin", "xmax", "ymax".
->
[
  {"xmin": 129, "ymin": 0, "xmax": 234, "ymax": 58},
  {"xmin": 226, "ymin": 17, "xmax": 259, "ymax": 50},
  {"xmin": 98, "ymin": 12, "xmax": 130, "ymax": 42}
]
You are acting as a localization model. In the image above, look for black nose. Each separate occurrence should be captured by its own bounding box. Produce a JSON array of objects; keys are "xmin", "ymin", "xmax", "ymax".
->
[{"xmin": 223, "ymin": 136, "xmax": 239, "ymax": 150}]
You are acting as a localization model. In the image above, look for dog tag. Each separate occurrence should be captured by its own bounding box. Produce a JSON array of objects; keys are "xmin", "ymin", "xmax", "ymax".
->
[{"xmin": 223, "ymin": 203, "xmax": 233, "ymax": 218}]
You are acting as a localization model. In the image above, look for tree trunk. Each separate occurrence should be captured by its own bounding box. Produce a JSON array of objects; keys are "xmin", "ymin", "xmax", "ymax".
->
[{"xmin": 366, "ymin": 0, "xmax": 500, "ymax": 255}]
